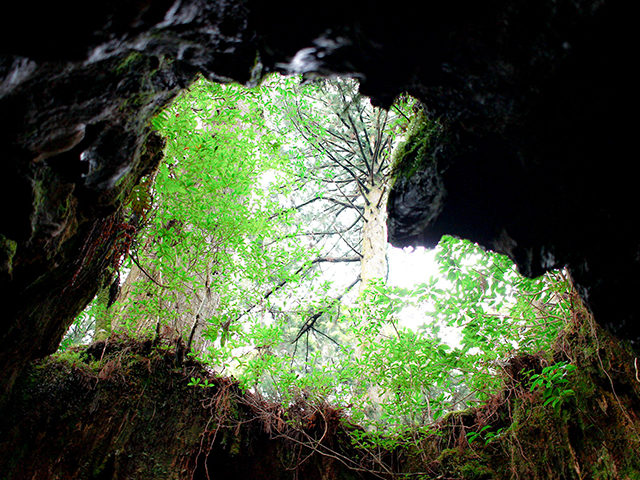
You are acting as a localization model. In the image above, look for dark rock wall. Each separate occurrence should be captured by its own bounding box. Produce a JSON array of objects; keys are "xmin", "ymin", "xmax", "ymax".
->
[
  {"xmin": 386, "ymin": 1, "xmax": 638, "ymax": 347},
  {"xmin": 0, "ymin": 339, "xmax": 376, "ymax": 480},
  {"xmin": 0, "ymin": 1, "xmax": 252, "ymax": 394},
  {"xmin": 0, "ymin": 0, "xmax": 636, "ymax": 394}
]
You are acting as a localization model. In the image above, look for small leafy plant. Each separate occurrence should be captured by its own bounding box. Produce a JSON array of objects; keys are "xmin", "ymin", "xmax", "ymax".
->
[
  {"xmin": 529, "ymin": 361, "xmax": 576, "ymax": 410},
  {"xmin": 188, "ymin": 377, "xmax": 215, "ymax": 388},
  {"xmin": 466, "ymin": 425, "xmax": 505, "ymax": 445}
]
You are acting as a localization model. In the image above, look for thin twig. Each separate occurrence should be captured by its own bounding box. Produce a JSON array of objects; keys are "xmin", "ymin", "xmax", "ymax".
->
[{"xmin": 129, "ymin": 252, "xmax": 170, "ymax": 288}]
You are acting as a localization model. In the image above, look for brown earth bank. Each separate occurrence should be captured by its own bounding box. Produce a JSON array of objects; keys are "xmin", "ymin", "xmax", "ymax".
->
[{"xmin": 1, "ymin": 300, "xmax": 638, "ymax": 480}]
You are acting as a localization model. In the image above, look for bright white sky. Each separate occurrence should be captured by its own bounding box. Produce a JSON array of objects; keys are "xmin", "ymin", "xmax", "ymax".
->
[
  {"xmin": 326, "ymin": 243, "xmax": 443, "ymax": 331},
  {"xmin": 388, "ymin": 245, "xmax": 439, "ymax": 288},
  {"xmin": 387, "ymin": 244, "xmax": 466, "ymax": 346},
  {"xmin": 319, "ymin": 244, "xmax": 440, "ymax": 305}
]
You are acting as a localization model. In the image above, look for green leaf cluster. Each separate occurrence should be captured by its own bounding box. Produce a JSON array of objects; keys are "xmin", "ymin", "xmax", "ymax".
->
[{"xmin": 529, "ymin": 361, "xmax": 576, "ymax": 410}]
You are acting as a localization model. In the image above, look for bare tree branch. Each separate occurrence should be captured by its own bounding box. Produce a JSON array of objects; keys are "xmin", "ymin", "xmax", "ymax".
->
[
  {"xmin": 129, "ymin": 252, "xmax": 170, "ymax": 289},
  {"xmin": 312, "ymin": 256, "xmax": 361, "ymax": 263},
  {"xmin": 292, "ymin": 275, "xmax": 361, "ymax": 345},
  {"xmin": 234, "ymin": 254, "xmax": 361, "ymax": 324}
]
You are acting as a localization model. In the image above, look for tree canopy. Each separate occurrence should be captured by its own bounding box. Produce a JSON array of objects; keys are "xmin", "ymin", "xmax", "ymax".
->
[{"xmin": 62, "ymin": 74, "xmax": 571, "ymax": 441}]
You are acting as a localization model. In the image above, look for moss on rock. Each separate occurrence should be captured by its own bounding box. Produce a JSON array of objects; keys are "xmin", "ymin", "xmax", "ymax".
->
[{"xmin": 391, "ymin": 109, "xmax": 446, "ymax": 181}]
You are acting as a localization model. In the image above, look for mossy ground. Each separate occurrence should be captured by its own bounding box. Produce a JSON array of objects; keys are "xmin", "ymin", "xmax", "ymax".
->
[
  {"xmin": 1, "ymin": 298, "xmax": 638, "ymax": 479},
  {"xmin": 0, "ymin": 334, "xmax": 379, "ymax": 480}
]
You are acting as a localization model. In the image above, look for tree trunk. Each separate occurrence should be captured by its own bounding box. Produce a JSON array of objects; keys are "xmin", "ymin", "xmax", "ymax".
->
[
  {"xmin": 93, "ymin": 283, "xmax": 112, "ymax": 342},
  {"xmin": 111, "ymin": 249, "xmax": 220, "ymax": 353},
  {"xmin": 359, "ymin": 182, "xmax": 388, "ymax": 294},
  {"xmin": 357, "ymin": 182, "xmax": 391, "ymax": 420},
  {"xmin": 110, "ymin": 257, "xmax": 161, "ymax": 336}
]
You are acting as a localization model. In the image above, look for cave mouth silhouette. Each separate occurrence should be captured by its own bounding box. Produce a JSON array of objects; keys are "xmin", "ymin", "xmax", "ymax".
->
[{"xmin": 1, "ymin": 2, "xmax": 639, "ymax": 477}]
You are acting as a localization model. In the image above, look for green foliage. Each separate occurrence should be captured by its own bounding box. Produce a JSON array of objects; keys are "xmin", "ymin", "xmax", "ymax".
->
[
  {"xmin": 114, "ymin": 77, "xmax": 314, "ymax": 344},
  {"xmin": 391, "ymin": 108, "xmax": 444, "ymax": 180},
  {"xmin": 65, "ymin": 74, "xmax": 573, "ymax": 454},
  {"xmin": 187, "ymin": 377, "xmax": 215, "ymax": 388},
  {"xmin": 529, "ymin": 361, "xmax": 576, "ymax": 411},
  {"xmin": 53, "ymin": 349, "xmax": 89, "ymax": 367},
  {"xmin": 466, "ymin": 424, "xmax": 506, "ymax": 446},
  {"xmin": 58, "ymin": 297, "xmax": 98, "ymax": 351},
  {"xmin": 327, "ymin": 237, "xmax": 570, "ymax": 433},
  {"xmin": 211, "ymin": 235, "xmax": 570, "ymax": 444}
]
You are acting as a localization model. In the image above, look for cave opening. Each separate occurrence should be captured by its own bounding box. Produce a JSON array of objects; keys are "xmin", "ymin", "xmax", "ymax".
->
[
  {"xmin": 1, "ymin": 1, "xmax": 639, "ymax": 477},
  {"xmin": 60, "ymin": 72, "xmax": 573, "ymax": 440}
]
